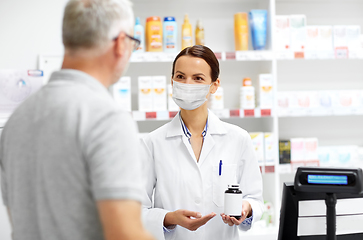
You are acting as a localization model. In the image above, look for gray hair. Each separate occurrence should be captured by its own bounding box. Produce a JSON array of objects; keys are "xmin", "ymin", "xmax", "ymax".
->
[{"xmin": 62, "ymin": 0, "xmax": 134, "ymax": 53}]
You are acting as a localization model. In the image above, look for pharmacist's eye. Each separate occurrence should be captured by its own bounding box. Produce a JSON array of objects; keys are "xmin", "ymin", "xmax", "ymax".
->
[
  {"xmin": 175, "ymin": 74, "xmax": 184, "ymax": 79},
  {"xmin": 195, "ymin": 77, "xmax": 204, "ymax": 81}
]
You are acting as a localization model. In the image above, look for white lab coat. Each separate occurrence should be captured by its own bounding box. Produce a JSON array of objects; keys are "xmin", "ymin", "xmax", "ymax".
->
[{"xmin": 141, "ymin": 111, "xmax": 264, "ymax": 240}]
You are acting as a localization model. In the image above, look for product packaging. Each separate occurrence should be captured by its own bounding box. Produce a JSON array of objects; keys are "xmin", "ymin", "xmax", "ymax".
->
[
  {"xmin": 209, "ymin": 87, "xmax": 224, "ymax": 110},
  {"xmin": 240, "ymin": 77, "xmax": 255, "ymax": 109},
  {"xmin": 167, "ymin": 84, "xmax": 180, "ymax": 111},
  {"xmin": 250, "ymin": 132, "xmax": 265, "ymax": 166},
  {"xmin": 275, "ymin": 15, "xmax": 290, "ymax": 51},
  {"xmin": 138, "ymin": 76, "xmax": 153, "ymax": 111},
  {"xmin": 163, "ymin": 17, "xmax": 177, "ymax": 52},
  {"xmin": 304, "ymin": 138, "xmax": 319, "ymax": 161},
  {"xmin": 279, "ymin": 140, "xmax": 291, "ymax": 164},
  {"xmin": 318, "ymin": 26, "xmax": 334, "ymax": 52},
  {"xmin": 112, "ymin": 76, "xmax": 131, "ymax": 111},
  {"xmin": 182, "ymin": 14, "xmax": 193, "ymax": 49},
  {"xmin": 195, "ymin": 19, "xmax": 205, "ymax": 45},
  {"xmin": 346, "ymin": 26, "xmax": 361, "ymax": 52},
  {"xmin": 289, "ymin": 15, "xmax": 306, "ymax": 52},
  {"xmin": 234, "ymin": 12, "xmax": 249, "ymax": 51},
  {"xmin": 333, "ymin": 25, "xmax": 348, "ymax": 48},
  {"xmin": 305, "ymin": 26, "xmax": 319, "ymax": 51},
  {"xmin": 264, "ymin": 133, "xmax": 275, "ymax": 166},
  {"xmin": 249, "ymin": 10, "xmax": 267, "ymax": 50},
  {"xmin": 134, "ymin": 17, "xmax": 145, "ymax": 52},
  {"xmin": 290, "ymin": 138, "xmax": 305, "ymax": 162},
  {"xmin": 145, "ymin": 16, "xmax": 162, "ymax": 52},
  {"xmin": 259, "ymin": 74, "xmax": 273, "ymax": 109},
  {"xmin": 0, "ymin": 70, "xmax": 44, "ymax": 118},
  {"xmin": 152, "ymin": 76, "xmax": 167, "ymax": 111}
]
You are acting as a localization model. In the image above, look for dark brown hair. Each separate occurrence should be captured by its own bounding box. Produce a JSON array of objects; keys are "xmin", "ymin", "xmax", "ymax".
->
[{"xmin": 172, "ymin": 45, "xmax": 220, "ymax": 82}]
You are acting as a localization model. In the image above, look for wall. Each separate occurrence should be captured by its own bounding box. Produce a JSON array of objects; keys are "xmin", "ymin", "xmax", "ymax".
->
[{"xmin": 0, "ymin": 0, "xmax": 68, "ymax": 238}]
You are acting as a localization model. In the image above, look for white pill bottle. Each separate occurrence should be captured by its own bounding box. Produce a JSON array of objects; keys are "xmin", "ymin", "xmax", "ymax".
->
[{"xmin": 224, "ymin": 184, "xmax": 243, "ymax": 219}]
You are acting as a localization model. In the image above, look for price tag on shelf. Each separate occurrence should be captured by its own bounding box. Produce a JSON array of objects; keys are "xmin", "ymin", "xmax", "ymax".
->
[
  {"xmin": 143, "ymin": 52, "xmax": 161, "ymax": 62},
  {"xmin": 169, "ymin": 111, "xmax": 178, "ymax": 119},
  {"xmin": 214, "ymin": 52, "xmax": 223, "ymax": 60},
  {"xmin": 276, "ymin": 51, "xmax": 294, "ymax": 60},
  {"xmin": 161, "ymin": 52, "xmax": 177, "ymax": 62},
  {"xmin": 145, "ymin": 111, "xmax": 157, "ymax": 119},
  {"xmin": 130, "ymin": 53, "xmax": 145, "ymax": 62},
  {"xmin": 229, "ymin": 109, "xmax": 240, "ymax": 117},
  {"xmin": 264, "ymin": 166, "xmax": 275, "ymax": 173},
  {"xmin": 317, "ymin": 50, "xmax": 335, "ymax": 59},
  {"xmin": 225, "ymin": 52, "xmax": 236, "ymax": 60},
  {"xmin": 278, "ymin": 164, "xmax": 292, "ymax": 174},
  {"xmin": 294, "ymin": 52, "xmax": 305, "ymax": 59},
  {"xmin": 305, "ymin": 51, "xmax": 318, "ymax": 60},
  {"xmin": 260, "ymin": 109, "xmax": 271, "ymax": 117},
  {"xmin": 335, "ymin": 47, "xmax": 349, "ymax": 59},
  {"xmin": 243, "ymin": 109, "xmax": 255, "ymax": 117},
  {"xmin": 156, "ymin": 111, "xmax": 169, "ymax": 120},
  {"xmin": 236, "ymin": 51, "xmax": 251, "ymax": 61}
]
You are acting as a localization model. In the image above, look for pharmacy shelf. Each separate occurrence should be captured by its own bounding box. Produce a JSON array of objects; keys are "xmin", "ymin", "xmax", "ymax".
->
[
  {"xmin": 132, "ymin": 108, "xmax": 273, "ymax": 121},
  {"xmin": 275, "ymin": 50, "xmax": 363, "ymax": 60},
  {"xmin": 278, "ymin": 107, "xmax": 363, "ymax": 117},
  {"xmin": 130, "ymin": 51, "xmax": 274, "ymax": 63}
]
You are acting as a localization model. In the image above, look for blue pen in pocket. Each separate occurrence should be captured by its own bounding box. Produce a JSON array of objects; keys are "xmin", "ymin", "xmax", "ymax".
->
[{"xmin": 219, "ymin": 160, "xmax": 222, "ymax": 176}]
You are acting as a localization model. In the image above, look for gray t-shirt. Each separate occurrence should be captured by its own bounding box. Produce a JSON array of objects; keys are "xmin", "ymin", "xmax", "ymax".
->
[{"xmin": 0, "ymin": 69, "xmax": 143, "ymax": 240}]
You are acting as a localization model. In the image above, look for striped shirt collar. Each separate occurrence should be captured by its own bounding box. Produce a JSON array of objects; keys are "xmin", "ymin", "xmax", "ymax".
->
[{"xmin": 179, "ymin": 113, "xmax": 208, "ymax": 143}]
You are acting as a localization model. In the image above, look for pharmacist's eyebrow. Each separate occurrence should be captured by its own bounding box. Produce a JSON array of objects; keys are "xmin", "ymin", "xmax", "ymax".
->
[
  {"xmin": 193, "ymin": 73, "xmax": 206, "ymax": 77},
  {"xmin": 175, "ymin": 71, "xmax": 185, "ymax": 75}
]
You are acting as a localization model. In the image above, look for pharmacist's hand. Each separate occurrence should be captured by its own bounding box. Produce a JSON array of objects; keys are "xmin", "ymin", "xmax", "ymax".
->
[
  {"xmin": 164, "ymin": 210, "xmax": 216, "ymax": 231},
  {"xmin": 220, "ymin": 201, "xmax": 252, "ymax": 226}
]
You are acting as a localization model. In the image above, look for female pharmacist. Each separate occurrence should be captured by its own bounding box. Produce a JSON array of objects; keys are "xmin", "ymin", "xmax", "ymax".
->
[{"xmin": 140, "ymin": 45, "xmax": 263, "ymax": 240}]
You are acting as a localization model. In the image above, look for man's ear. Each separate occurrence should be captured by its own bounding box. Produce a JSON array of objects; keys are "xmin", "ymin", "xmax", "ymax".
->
[
  {"xmin": 210, "ymin": 78, "xmax": 220, "ymax": 94},
  {"xmin": 114, "ymin": 32, "xmax": 126, "ymax": 57}
]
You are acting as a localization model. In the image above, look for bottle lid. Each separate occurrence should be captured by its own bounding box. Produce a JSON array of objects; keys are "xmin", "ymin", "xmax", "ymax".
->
[
  {"xmin": 135, "ymin": 17, "xmax": 140, "ymax": 25},
  {"xmin": 243, "ymin": 78, "xmax": 252, "ymax": 86},
  {"xmin": 228, "ymin": 184, "xmax": 240, "ymax": 189},
  {"xmin": 164, "ymin": 16, "xmax": 175, "ymax": 22},
  {"xmin": 184, "ymin": 14, "xmax": 190, "ymax": 22},
  {"xmin": 147, "ymin": 16, "xmax": 161, "ymax": 22}
]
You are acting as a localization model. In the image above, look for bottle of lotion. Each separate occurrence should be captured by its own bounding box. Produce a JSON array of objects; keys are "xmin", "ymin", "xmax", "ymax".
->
[{"xmin": 182, "ymin": 14, "xmax": 193, "ymax": 50}]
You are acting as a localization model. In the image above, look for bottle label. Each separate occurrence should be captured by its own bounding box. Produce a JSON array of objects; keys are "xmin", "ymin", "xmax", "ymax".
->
[
  {"xmin": 224, "ymin": 193, "xmax": 242, "ymax": 216},
  {"xmin": 165, "ymin": 25, "xmax": 175, "ymax": 49}
]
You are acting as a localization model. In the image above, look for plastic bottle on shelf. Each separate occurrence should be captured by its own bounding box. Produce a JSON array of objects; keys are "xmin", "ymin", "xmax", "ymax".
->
[
  {"xmin": 195, "ymin": 19, "xmax": 205, "ymax": 45},
  {"xmin": 249, "ymin": 10, "xmax": 267, "ymax": 50},
  {"xmin": 209, "ymin": 86, "xmax": 224, "ymax": 110},
  {"xmin": 234, "ymin": 12, "xmax": 249, "ymax": 51},
  {"xmin": 134, "ymin": 17, "xmax": 145, "ymax": 53},
  {"xmin": 145, "ymin": 16, "xmax": 163, "ymax": 52},
  {"xmin": 163, "ymin": 17, "xmax": 177, "ymax": 52},
  {"xmin": 181, "ymin": 14, "xmax": 193, "ymax": 50},
  {"xmin": 240, "ymin": 77, "xmax": 255, "ymax": 109}
]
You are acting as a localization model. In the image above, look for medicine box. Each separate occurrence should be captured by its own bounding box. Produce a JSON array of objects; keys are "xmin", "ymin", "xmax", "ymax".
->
[
  {"xmin": 250, "ymin": 132, "xmax": 264, "ymax": 166},
  {"xmin": 138, "ymin": 76, "xmax": 153, "ymax": 111},
  {"xmin": 152, "ymin": 76, "xmax": 167, "ymax": 111},
  {"xmin": 112, "ymin": 76, "xmax": 131, "ymax": 111},
  {"xmin": 259, "ymin": 74, "xmax": 273, "ymax": 109}
]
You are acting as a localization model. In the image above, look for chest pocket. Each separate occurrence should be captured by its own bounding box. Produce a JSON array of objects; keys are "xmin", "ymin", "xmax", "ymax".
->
[{"xmin": 212, "ymin": 164, "xmax": 237, "ymax": 207}]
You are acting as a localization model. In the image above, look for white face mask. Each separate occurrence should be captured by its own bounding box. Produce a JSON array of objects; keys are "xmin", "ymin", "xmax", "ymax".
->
[{"xmin": 172, "ymin": 80, "xmax": 212, "ymax": 110}]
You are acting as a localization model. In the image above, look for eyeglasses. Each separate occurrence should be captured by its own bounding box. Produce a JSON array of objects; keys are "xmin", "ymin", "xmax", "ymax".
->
[{"xmin": 113, "ymin": 32, "xmax": 141, "ymax": 51}]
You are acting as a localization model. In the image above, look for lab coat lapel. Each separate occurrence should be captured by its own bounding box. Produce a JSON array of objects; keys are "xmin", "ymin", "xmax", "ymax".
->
[
  {"xmin": 182, "ymin": 136, "xmax": 198, "ymax": 163},
  {"xmin": 198, "ymin": 110, "xmax": 227, "ymax": 166},
  {"xmin": 198, "ymin": 133, "xmax": 215, "ymax": 166}
]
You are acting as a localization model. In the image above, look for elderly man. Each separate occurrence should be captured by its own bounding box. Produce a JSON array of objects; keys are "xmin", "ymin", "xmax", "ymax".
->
[{"xmin": 0, "ymin": 0, "xmax": 154, "ymax": 240}]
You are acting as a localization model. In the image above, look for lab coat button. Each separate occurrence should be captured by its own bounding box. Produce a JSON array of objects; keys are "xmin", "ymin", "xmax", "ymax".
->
[{"xmin": 195, "ymin": 198, "xmax": 201, "ymax": 204}]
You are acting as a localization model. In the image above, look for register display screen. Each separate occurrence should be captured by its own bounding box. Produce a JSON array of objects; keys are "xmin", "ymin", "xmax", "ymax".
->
[{"xmin": 307, "ymin": 175, "xmax": 348, "ymax": 185}]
